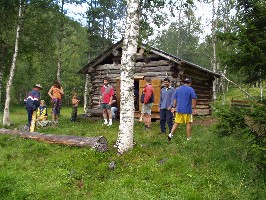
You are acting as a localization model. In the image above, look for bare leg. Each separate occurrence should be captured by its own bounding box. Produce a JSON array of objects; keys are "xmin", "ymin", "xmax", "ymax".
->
[
  {"xmin": 103, "ymin": 109, "xmax": 108, "ymax": 119},
  {"xmin": 107, "ymin": 109, "xmax": 112, "ymax": 120},
  {"xmin": 52, "ymin": 113, "xmax": 55, "ymax": 122},
  {"xmin": 186, "ymin": 122, "xmax": 192, "ymax": 139},
  {"xmin": 147, "ymin": 114, "xmax": 151, "ymax": 127},
  {"xmin": 107, "ymin": 109, "xmax": 112, "ymax": 126},
  {"xmin": 143, "ymin": 113, "xmax": 148, "ymax": 126},
  {"xmin": 170, "ymin": 122, "xmax": 179, "ymax": 135},
  {"xmin": 103, "ymin": 109, "xmax": 108, "ymax": 124}
]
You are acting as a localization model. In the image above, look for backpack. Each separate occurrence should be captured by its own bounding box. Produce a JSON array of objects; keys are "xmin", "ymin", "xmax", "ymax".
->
[{"xmin": 140, "ymin": 86, "xmax": 154, "ymax": 104}]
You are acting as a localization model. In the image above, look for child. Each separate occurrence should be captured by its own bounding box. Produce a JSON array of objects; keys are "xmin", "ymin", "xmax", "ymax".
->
[
  {"xmin": 37, "ymin": 100, "xmax": 48, "ymax": 121},
  {"xmin": 70, "ymin": 92, "xmax": 80, "ymax": 122},
  {"xmin": 36, "ymin": 100, "xmax": 49, "ymax": 127}
]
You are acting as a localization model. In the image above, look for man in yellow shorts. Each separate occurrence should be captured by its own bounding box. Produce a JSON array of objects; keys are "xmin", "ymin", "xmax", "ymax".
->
[{"xmin": 168, "ymin": 78, "xmax": 197, "ymax": 141}]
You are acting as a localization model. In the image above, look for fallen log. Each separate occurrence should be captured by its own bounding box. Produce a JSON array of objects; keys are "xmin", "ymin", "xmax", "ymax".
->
[{"xmin": 0, "ymin": 128, "xmax": 108, "ymax": 152}]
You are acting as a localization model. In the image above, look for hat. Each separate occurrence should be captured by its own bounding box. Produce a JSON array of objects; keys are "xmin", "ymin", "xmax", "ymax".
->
[
  {"xmin": 184, "ymin": 78, "xmax": 192, "ymax": 83},
  {"xmin": 34, "ymin": 84, "xmax": 43, "ymax": 90}
]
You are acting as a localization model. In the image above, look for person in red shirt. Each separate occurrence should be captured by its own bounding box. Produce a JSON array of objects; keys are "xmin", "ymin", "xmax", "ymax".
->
[
  {"xmin": 99, "ymin": 77, "xmax": 114, "ymax": 126},
  {"xmin": 141, "ymin": 77, "xmax": 154, "ymax": 131}
]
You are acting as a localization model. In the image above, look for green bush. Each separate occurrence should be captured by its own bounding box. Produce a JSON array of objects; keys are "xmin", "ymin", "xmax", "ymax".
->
[{"xmin": 214, "ymin": 103, "xmax": 266, "ymax": 175}]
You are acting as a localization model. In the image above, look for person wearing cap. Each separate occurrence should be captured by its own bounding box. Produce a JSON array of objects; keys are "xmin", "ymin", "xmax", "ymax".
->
[
  {"xmin": 168, "ymin": 78, "xmax": 197, "ymax": 141},
  {"xmin": 48, "ymin": 80, "xmax": 64, "ymax": 124},
  {"xmin": 24, "ymin": 84, "xmax": 43, "ymax": 132}
]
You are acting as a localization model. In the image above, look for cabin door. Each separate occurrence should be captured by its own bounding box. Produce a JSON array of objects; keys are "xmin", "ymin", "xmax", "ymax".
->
[{"xmin": 116, "ymin": 79, "xmax": 161, "ymax": 116}]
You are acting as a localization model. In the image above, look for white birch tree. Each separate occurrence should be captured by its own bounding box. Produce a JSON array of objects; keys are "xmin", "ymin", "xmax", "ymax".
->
[
  {"xmin": 3, "ymin": 0, "xmax": 25, "ymax": 126},
  {"xmin": 116, "ymin": 0, "xmax": 140, "ymax": 154},
  {"xmin": 211, "ymin": 0, "xmax": 218, "ymax": 101}
]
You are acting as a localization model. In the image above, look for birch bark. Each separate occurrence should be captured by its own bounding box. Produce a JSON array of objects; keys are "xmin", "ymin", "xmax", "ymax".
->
[
  {"xmin": 3, "ymin": 0, "xmax": 24, "ymax": 126},
  {"xmin": 116, "ymin": 0, "xmax": 140, "ymax": 154},
  {"xmin": 211, "ymin": 0, "xmax": 218, "ymax": 101}
]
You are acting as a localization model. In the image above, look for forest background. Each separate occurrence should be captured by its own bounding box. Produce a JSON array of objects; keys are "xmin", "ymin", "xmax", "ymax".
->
[{"xmin": 1, "ymin": 0, "xmax": 265, "ymax": 114}]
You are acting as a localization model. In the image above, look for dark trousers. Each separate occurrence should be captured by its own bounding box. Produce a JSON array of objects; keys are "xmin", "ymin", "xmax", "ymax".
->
[
  {"xmin": 27, "ymin": 109, "xmax": 33, "ymax": 127},
  {"xmin": 71, "ymin": 106, "xmax": 78, "ymax": 121},
  {"xmin": 160, "ymin": 109, "xmax": 173, "ymax": 133}
]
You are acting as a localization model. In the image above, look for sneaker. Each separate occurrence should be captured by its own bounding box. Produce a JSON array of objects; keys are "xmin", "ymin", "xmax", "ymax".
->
[
  {"xmin": 103, "ymin": 121, "xmax": 108, "ymax": 125},
  {"xmin": 107, "ymin": 123, "xmax": 112, "ymax": 127},
  {"xmin": 168, "ymin": 133, "xmax": 173, "ymax": 141},
  {"xmin": 187, "ymin": 137, "xmax": 191, "ymax": 141}
]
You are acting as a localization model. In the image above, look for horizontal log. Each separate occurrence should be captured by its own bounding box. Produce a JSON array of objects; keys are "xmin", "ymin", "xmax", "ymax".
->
[
  {"xmin": 87, "ymin": 109, "xmax": 103, "ymax": 117},
  {"xmin": 135, "ymin": 60, "xmax": 169, "ymax": 67},
  {"xmin": 0, "ymin": 128, "xmax": 108, "ymax": 152},
  {"xmin": 94, "ymin": 70, "xmax": 120, "ymax": 75},
  {"xmin": 183, "ymin": 67, "xmax": 214, "ymax": 79},
  {"xmin": 96, "ymin": 64, "xmax": 120, "ymax": 70},
  {"xmin": 135, "ymin": 66, "xmax": 171, "ymax": 73},
  {"xmin": 134, "ymin": 72, "xmax": 168, "ymax": 77}
]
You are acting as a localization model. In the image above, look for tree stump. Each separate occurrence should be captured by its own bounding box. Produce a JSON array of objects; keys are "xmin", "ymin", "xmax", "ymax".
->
[{"xmin": 0, "ymin": 128, "xmax": 108, "ymax": 152}]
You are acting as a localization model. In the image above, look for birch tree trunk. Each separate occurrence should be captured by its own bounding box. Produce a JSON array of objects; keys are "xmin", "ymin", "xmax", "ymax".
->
[
  {"xmin": 3, "ymin": 0, "xmax": 24, "ymax": 126},
  {"xmin": 116, "ymin": 0, "xmax": 140, "ymax": 154},
  {"xmin": 211, "ymin": 0, "xmax": 218, "ymax": 101},
  {"xmin": 83, "ymin": 74, "xmax": 89, "ymax": 113},
  {"xmin": 56, "ymin": 0, "xmax": 65, "ymax": 82}
]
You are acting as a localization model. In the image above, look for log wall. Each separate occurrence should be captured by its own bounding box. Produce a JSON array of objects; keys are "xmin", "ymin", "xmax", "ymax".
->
[{"xmin": 88, "ymin": 56, "xmax": 214, "ymax": 116}]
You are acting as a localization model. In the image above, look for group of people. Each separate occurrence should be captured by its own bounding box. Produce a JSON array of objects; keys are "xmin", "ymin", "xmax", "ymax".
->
[
  {"xmin": 139, "ymin": 77, "xmax": 197, "ymax": 141},
  {"xmin": 99, "ymin": 76, "xmax": 197, "ymax": 141},
  {"xmin": 24, "ymin": 80, "xmax": 79, "ymax": 132},
  {"xmin": 25, "ymin": 76, "xmax": 197, "ymax": 141}
]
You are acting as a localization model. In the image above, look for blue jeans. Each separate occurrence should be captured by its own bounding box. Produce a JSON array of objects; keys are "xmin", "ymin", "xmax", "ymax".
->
[
  {"xmin": 111, "ymin": 107, "xmax": 117, "ymax": 118},
  {"xmin": 160, "ymin": 109, "xmax": 173, "ymax": 133}
]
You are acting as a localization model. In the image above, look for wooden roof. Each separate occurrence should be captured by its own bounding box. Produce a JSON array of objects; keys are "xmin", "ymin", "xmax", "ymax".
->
[{"xmin": 78, "ymin": 40, "xmax": 220, "ymax": 77}]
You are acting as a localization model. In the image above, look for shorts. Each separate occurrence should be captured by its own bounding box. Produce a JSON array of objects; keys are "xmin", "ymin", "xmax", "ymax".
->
[
  {"xmin": 101, "ymin": 103, "xmax": 111, "ymax": 109},
  {"xmin": 142, "ymin": 103, "xmax": 153, "ymax": 115},
  {"xmin": 52, "ymin": 98, "xmax": 62, "ymax": 115},
  {"xmin": 174, "ymin": 113, "xmax": 193, "ymax": 123}
]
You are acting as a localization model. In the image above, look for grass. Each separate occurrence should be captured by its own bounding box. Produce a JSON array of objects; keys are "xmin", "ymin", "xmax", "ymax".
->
[{"xmin": 0, "ymin": 106, "xmax": 265, "ymax": 199}]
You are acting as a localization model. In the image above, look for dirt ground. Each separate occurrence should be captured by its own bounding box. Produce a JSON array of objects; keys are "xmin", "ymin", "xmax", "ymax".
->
[{"xmin": 193, "ymin": 116, "xmax": 217, "ymax": 126}]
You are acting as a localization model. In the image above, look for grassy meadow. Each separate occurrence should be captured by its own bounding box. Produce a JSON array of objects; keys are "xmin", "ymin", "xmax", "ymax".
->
[{"xmin": 0, "ymin": 102, "xmax": 265, "ymax": 199}]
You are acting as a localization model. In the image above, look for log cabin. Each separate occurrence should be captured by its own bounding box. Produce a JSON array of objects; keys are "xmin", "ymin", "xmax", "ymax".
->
[{"xmin": 78, "ymin": 40, "xmax": 220, "ymax": 119}]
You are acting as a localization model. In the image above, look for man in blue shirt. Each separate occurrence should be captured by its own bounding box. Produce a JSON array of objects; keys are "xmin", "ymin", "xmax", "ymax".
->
[
  {"xmin": 168, "ymin": 78, "xmax": 197, "ymax": 141},
  {"xmin": 159, "ymin": 78, "xmax": 175, "ymax": 134}
]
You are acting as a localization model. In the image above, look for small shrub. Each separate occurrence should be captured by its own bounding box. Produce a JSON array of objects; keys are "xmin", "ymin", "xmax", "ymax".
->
[{"xmin": 214, "ymin": 103, "xmax": 266, "ymax": 174}]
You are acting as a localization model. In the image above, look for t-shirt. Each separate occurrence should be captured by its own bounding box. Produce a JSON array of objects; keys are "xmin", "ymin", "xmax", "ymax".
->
[
  {"xmin": 174, "ymin": 85, "xmax": 197, "ymax": 114},
  {"xmin": 51, "ymin": 86, "xmax": 62, "ymax": 99},
  {"xmin": 101, "ymin": 85, "xmax": 114, "ymax": 104}
]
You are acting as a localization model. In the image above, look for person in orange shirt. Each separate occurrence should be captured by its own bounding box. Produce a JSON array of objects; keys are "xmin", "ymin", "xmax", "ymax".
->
[{"xmin": 48, "ymin": 80, "xmax": 64, "ymax": 124}]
